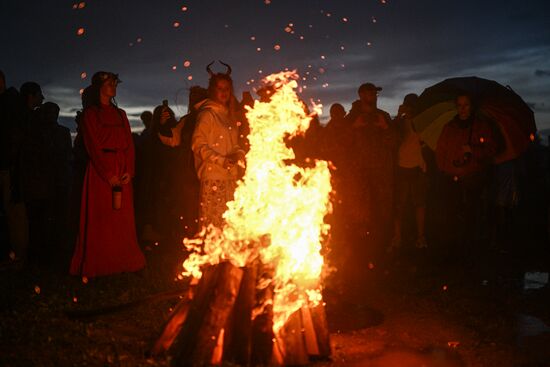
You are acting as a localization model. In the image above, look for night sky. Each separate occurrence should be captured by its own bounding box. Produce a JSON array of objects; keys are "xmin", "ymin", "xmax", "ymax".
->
[{"xmin": 2, "ymin": 0, "xmax": 550, "ymax": 136}]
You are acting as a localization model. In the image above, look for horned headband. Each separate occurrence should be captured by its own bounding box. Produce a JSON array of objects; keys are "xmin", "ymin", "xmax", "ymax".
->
[{"xmin": 206, "ymin": 60, "xmax": 232, "ymax": 77}]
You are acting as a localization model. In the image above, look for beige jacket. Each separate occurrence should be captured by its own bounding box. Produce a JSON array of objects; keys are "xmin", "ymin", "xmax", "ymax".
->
[{"xmin": 192, "ymin": 99, "xmax": 243, "ymax": 180}]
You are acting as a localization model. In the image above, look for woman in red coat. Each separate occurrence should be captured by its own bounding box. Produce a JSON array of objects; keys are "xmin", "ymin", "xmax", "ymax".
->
[{"xmin": 70, "ymin": 72, "xmax": 145, "ymax": 277}]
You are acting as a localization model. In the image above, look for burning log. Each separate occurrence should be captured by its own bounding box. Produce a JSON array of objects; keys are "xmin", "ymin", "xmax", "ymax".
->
[
  {"xmin": 172, "ymin": 262, "xmax": 243, "ymax": 366},
  {"xmin": 275, "ymin": 309, "xmax": 309, "ymax": 365},
  {"xmin": 223, "ymin": 263, "xmax": 257, "ymax": 364},
  {"xmin": 150, "ymin": 287, "xmax": 195, "ymax": 355},
  {"xmin": 250, "ymin": 264, "xmax": 275, "ymax": 365},
  {"xmin": 309, "ymin": 303, "xmax": 332, "ymax": 359},
  {"xmin": 152, "ymin": 260, "xmax": 331, "ymax": 366}
]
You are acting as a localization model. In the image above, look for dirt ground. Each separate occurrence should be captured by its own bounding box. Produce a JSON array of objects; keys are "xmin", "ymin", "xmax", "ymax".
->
[{"xmin": 1, "ymin": 239, "xmax": 549, "ymax": 367}]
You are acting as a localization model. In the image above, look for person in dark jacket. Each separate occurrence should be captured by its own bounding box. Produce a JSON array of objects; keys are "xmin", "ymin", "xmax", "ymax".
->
[
  {"xmin": 7, "ymin": 82, "xmax": 45, "ymax": 265},
  {"xmin": 344, "ymin": 83, "xmax": 397, "ymax": 259},
  {"xmin": 40, "ymin": 102, "xmax": 72, "ymax": 262},
  {"xmin": 0, "ymin": 70, "xmax": 23, "ymax": 263},
  {"xmin": 435, "ymin": 93, "xmax": 499, "ymax": 259}
]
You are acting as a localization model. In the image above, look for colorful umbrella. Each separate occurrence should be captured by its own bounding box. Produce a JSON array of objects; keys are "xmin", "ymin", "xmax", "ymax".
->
[{"xmin": 412, "ymin": 77, "xmax": 536, "ymax": 162}]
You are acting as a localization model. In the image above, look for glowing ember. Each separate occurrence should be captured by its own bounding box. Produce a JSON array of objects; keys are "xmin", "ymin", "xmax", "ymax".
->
[
  {"xmin": 187, "ymin": 75, "xmax": 193, "ymax": 80},
  {"xmin": 183, "ymin": 60, "xmax": 191, "ymax": 67},
  {"xmin": 181, "ymin": 71, "xmax": 331, "ymax": 333},
  {"xmin": 274, "ymin": 44, "xmax": 281, "ymax": 51},
  {"xmin": 80, "ymin": 72, "xmax": 87, "ymax": 79},
  {"xmin": 76, "ymin": 27, "xmax": 85, "ymax": 36},
  {"xmin": 447, "ymin": 341, "xmax": 460, "ymax": 348},
  {"xmin": 173, "ymin": 21, "xmax": 181, "ymax": 28},
  {"xmin": 34, "ymin": 285, "xmax": 41, "ymax": 294}
]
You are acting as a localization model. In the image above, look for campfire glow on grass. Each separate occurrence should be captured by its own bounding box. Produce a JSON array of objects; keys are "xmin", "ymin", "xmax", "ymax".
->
[{"xmin": 177, "ymin": 71, "xmax": 333, "ymax": 362}]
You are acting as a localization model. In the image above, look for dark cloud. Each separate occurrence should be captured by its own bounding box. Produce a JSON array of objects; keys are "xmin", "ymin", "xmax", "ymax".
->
[
  {"xmin": 535, "ymin": 70, "xmax": 550, "ymax": 77},
  {"xmin": 2, "ymin": 0, "xmax": 549, "ymax": 130}
]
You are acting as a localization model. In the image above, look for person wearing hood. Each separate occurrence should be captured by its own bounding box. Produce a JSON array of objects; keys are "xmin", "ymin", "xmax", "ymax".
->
[{"xmin": 191, "ymin": 67, "xmax": 244, "ymax": 229}]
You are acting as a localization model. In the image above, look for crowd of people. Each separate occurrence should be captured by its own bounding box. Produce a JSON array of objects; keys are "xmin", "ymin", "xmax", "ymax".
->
[{"xmin": 0, "ymin": 66, "xmax": 548, "ymax": 279}]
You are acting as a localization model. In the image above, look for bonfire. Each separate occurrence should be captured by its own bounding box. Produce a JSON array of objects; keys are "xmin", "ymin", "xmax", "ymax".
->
[{"xmin": 153, "ymin": 71, "xmax": 333, "ymax": 366}]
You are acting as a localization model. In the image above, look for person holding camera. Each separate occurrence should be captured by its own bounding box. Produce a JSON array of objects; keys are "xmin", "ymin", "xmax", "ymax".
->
[{"xmin": 435, "ymin": 93, "xmax": 498, "ymax": 259}]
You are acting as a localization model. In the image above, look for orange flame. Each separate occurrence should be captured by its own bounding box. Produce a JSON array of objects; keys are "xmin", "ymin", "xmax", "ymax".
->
[{"xmin": 181, "ymin": 71, "xmax": 332, "ymax": 333}]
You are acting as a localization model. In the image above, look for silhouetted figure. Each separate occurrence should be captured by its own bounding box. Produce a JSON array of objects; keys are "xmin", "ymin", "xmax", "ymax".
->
[
  {"xmin": 140, "ymin": 101, "xmax": 183, "ymax": 242},
  {"xmin": 13, "ymin": 82, "xmax": 46, "ymax": 265},
  {"xmin": 40, "ymin": 102, "xmax": 72, "ymax": 263},
  {"xmin": 178, "ymin": 86, "xmax": 208, "ymax": 236},
  {"xmin": 67, "ymin": 86, "xmax": 93, "ymax": 253},
  {"xmin": 69, "ymin": 72, "xmax": 145, "ymax": 277},
  {"xmin": 133, "ymin": 109, "xmax": 153, "ymax": 239},
  {"xmin": 435, "ymin": 93, "xmax": 498, "ymax": 261},
  {"xmin": 0, "ymin": 70, "xmax": 23, "ymax": 263},
  {"xmin": 140, "ymin": 110, "xmax": 153, "ymax": 138},
  {"xmin": 321, "ymin": 103, "xmax": 348, "ymax": 162},
  {"xmin": 390, "ymin": 94, "xmax": 428, "ymax": 252},
  {"xmin": 345, "ymin": 82, "xmax": 397, "ymax": 259},
  {"xmin": 326, "ymin": 103, "xmax": 346, "ymax": 128},
  {"xmin": 319, "ymin": 103, "xmax": 357, "ymax": 274}
]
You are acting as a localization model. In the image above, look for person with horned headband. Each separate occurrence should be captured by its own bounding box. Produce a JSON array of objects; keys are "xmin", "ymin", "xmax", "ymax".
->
[
  {"xmin": 70, "ymin": 71, "xmax": 145, "ymax": 277},
  {"xmin": 191, "ymin": 61, "xmax": 245, "ymax": 229}
]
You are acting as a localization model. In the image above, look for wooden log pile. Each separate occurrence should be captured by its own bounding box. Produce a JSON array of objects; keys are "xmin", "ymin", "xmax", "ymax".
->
[{"xmin": 151, "ymin": 261, "xmax": 331, "ymax": 366}]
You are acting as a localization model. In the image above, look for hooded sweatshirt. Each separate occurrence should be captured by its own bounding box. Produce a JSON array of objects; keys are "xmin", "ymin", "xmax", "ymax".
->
[{"xmin": 192, "ymin": 99, "xmax": 243, "ymax": 180}]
